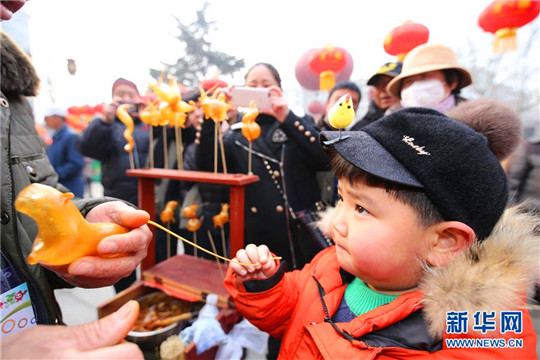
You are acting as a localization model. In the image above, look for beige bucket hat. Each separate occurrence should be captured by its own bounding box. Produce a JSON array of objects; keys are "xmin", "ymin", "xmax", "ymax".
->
[{"xmin": 387, "ymin": 43, "xmax": 472, "ymax": 98}]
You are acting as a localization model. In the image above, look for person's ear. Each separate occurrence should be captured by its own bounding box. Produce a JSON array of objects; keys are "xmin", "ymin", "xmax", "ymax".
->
[{"xmin": 426, "ymin": 221, "xmax": 475, "ymax": 267}]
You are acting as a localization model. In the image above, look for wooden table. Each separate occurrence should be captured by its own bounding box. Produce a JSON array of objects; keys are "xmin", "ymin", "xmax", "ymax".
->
[{"xmin": 127, "ymin": 169, "xmax": 258, "ymax": 270}]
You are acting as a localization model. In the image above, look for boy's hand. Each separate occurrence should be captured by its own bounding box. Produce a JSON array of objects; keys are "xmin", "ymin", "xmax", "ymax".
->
[{"xmin": 229, "ymin": 244, "xmax": 277, "ymax": 281}]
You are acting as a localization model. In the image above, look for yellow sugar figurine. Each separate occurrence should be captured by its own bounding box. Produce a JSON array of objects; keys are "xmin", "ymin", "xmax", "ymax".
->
[{"xmin": 324, "ymin": 93, "xmax": 354, "ymax": 145}]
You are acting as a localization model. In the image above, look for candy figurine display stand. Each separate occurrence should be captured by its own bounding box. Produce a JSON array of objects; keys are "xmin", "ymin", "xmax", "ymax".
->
[{"xmin": 127, "ymin": 169, "xmax": 258, "ymax": 270}]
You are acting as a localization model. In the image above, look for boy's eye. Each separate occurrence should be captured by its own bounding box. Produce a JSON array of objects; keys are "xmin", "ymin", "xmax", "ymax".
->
[{"xmin": 355, "ymin": 204, "xmax": 369, "ymax": 215}]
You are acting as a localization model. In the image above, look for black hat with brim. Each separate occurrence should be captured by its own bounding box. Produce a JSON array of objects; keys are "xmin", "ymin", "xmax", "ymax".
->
[{"xmin": 321, "ymin": 107, "xmax": 508, "ymax": 240}]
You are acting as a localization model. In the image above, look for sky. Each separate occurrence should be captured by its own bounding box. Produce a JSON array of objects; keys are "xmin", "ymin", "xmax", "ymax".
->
[{"xmin": 2, "ymin": 0, "xmax": 539, "ymax": 120}]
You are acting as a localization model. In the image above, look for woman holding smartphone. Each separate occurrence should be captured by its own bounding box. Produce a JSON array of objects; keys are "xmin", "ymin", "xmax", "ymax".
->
[{"xmin": 196, "ymin": 63, "xmax": 329, "ymax": 270}]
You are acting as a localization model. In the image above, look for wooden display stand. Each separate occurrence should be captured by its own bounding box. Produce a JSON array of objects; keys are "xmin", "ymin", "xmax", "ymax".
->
[
  {"xmin": 105, "ymin": 169, "xmax": 257, "ymax": 357},
  {"xmin": 127, "ymin": 169, "xmax": 259, "ymax": 270}
]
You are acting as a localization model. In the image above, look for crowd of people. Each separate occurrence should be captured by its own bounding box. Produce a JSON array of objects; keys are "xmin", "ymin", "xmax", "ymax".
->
[{"xmin": 1, "ymin": 1, "xmax": 538, "ymax": 359}]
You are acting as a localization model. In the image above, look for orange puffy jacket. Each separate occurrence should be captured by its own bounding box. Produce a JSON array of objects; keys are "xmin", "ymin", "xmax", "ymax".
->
[{"xmin": 225, "ymin": 243, "xmax": 537, "ymax": 359}]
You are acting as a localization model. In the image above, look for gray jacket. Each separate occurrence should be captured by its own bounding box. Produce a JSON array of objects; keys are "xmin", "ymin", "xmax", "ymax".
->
[{"xmin": 0, "ymin": 31, "xmax": 108, "ymax": 324}]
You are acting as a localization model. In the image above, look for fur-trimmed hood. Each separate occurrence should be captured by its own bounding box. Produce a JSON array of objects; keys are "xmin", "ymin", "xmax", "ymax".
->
[
  {"xmin": 1, "ymin": 31, "xmax": 40, "ymax": 96},
  {"xmin": 317, "ymin": 204, "xmax": 539, "ymax": 338}
]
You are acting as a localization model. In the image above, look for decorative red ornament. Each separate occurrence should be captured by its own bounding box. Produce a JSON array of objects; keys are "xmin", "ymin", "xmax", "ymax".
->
[
  {"xmin": 92, "ymin": 103, "xmax": 105, "ymax": 114},
  {"xmin": 67, "ymin": 106, "xmax": 82, "ymax": 115},
  {"xmin": 200, "ymin": 78, "xmax": 229, "ymax": 94},
  {"xmin": 295, "ymin": 48, "xmax": 353, "ymax": 91},
  {"xmin": 384, "ymin": 21, "xmax": 429, "ymax": 61},
  {"xmin": 478, "ymin": 0, "xmax": 540, "ymax": 53},
  {"xmin": 308, "ymin": 45, "xmax": 348, "ymax": 91}
]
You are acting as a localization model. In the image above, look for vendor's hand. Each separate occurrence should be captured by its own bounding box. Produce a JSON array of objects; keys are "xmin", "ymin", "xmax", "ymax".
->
[
  {"xmin": 266, "ymin": 86, "xmax": 289, "ymax": 123},
  {"xmin": 229, "ymin": 244, "xmax": 277, "ymax": 281},
  {"xmin": 0, "ymin": 300, "xmax": 143, "ymax": 359},
  {"xmin": 44, "ymin": 201, "xmax": 152, "ymax": 288}
]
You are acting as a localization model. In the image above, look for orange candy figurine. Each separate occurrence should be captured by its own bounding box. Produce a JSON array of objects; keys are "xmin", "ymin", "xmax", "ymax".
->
[
  {"xmin": 241, "ymin": 101, "xmax": 261, "ymax": 174},
  {"xmin": 183, "ymin": 203, "xmax": 201, "ymax": 232},
  {"xmin": 116, "ymin": 104, "xmax": 136, "ymax": 169},
  {"xmin": 212, "ymin": 203, "xmax": 230, "ymax": 229},
  {"xmin": 182, "ymin": 203, "xmax": 199, "ymax": 219},
  {"xmin": 160, "ymin": 201, "xmax": 178, "ymax": 224},
  {"xmin": 116, "ymin": 104, "xmax": 135, "ymax": 152},
  {"xmin": 182, "ymin": 203, "xmax": 202, "ymax": 257},
  {"xmin": 186, "ymin": 218, "xmax": 202, "ymax": 232},
  {"xmin": 15, "ymin": 183, "xmax": 128, "ymax": 266},
  {"xmin": 212, "ymin": 203, "xmax": 230, "ymax": 258},
  {"xmin": 241, "ymin": 101, "xmax": 261, "ymax": 142},
  {"xmin": 199, "ymin": 86, "xmax": 231, "ymax": 173},
  {"xmin": 160, "ymin": 200, "xmax": 179, "ymax": 258},
  {"xmin": 198, "ymin": 87, "xmax": 230, "ymax": 123}
]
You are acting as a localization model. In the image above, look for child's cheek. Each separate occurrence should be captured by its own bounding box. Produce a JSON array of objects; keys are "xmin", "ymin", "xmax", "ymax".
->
[{"xmin": 350, "ymin": 242, "xmax": 385, "ymax": 272}]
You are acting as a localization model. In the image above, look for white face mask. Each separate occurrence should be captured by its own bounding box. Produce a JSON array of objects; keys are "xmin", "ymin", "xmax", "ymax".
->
[{"xmin": 400, "ymin": 79, "xmax": 449, "ymax": 109}]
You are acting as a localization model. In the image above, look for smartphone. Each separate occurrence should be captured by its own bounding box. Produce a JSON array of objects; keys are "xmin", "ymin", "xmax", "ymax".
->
[{"xmin": 231, "ymin": 87, "xmax": 272, "ymax": 112}]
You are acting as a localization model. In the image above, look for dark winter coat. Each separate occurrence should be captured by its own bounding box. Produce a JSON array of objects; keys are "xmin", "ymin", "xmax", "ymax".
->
[
  {"xmin": 350, "ymin": 100, "xmax": 386, "ymax": 131},
  {"xmin": 196, "ymin": 112, "xmax": 330, "ymax": 268},
  {"xmin": 0, "ymin": 31, "xmax": 109, "ymax": 325},
  {"xmin": 47, "ymin": 125, "xmax": 85, "ymax": 197},
  {"xmin": 78, "ymin": 115, "xmax": 149, "ymax": 205}
]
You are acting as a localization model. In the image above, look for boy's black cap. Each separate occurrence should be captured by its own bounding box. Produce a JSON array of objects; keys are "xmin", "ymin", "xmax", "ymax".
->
[{"xmin": 321, "ymin": 107, "xmax": 508, "ymax": 240}]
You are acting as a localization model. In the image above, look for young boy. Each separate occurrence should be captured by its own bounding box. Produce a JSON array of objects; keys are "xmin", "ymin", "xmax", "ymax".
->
[{"xmin": 225, "ymin": 107, "xmax": 538, "ymax": 359}]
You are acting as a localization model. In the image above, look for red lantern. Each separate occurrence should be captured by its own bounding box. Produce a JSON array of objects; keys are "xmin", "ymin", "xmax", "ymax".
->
[
  {"xmin": 478, "ymin": 0, "xmax": 540, "ymax": 53},
  {"xmin": 295, "ymin": 48, "xmax": 353, "ymax": 91},
  {"xmin": 384, "ymin": 21, "xmax": 429, "ymax": 61},
  {"xmin": 308, "ymin": 45, "xmax": 348, "ymax": 91}
]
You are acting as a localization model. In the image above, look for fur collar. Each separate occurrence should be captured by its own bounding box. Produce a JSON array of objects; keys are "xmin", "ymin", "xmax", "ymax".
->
[
  {"xmin": 1, "ymin": 31, "xmax": 39, "ymax": 96},
  {"xmin": 316, "ymin": 205, "xmax": 539, "ymax": 338},
  {"xmin": 421, "ymin": 205, "xmax": 539, "ymax": 337}
]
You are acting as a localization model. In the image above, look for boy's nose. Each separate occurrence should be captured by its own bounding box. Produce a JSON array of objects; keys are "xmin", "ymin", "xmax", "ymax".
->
[
  {"xmin": 332, "ymin": 209, "xmax": 348, "ymax": 237},
  {"xmin": 333, "ymin": 223, "xmax": 347, "ymax": 238}
]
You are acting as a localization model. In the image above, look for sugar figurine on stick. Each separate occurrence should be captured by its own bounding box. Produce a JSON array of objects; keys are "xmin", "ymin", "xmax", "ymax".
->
[
  {"xmin": 15, "ymin": 183, "xmax": 129, "ymax": 266},
  {"xmin": 323, "ymin": 93, "xmax": 355, "ymax": 145},
  {"xmin": 169, "ymin": 99, "xmax": 195, "ymax": 170},
  {"xmin": 199, "ymin": 87, "xmax": 231, "ymax": 174},
  {"xmin": 116, "ymin": 104, "xmax": 136, "ymax": 169},
  {"xmin": 139, "ymin": 96, "xmax": 161, "ymax": 168},
  {"xmin": 182, "ymin": 203, "xmax": 202, "ymax": 258},
  {"xmin": 160, "ymin": 200, "xmax": 179, "ymax": 258},
  {"xmin": 212, "ymin": 203, "xmax": 230, "ymax": 260},
  {"xmin": 240, "ymin": 100, "xmax": 261, "ymax": 174},
  {"xmin": 149, "ymin": 73, "xmax": 195, "ymax": 169}
]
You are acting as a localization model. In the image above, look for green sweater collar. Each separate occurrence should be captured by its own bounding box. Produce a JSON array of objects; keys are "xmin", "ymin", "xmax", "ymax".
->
[{"xmin": 344, "ymin": 278, "xmax": 399, "ymax": 316}]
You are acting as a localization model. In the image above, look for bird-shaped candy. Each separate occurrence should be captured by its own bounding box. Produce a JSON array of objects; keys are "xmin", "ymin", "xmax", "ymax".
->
[
  {"xmin": 15, "ymin": 183, "xmax": 129, "ymax": 266},
  {"xmin": 324, "ymin": 93, "xmax": 354, "ymax": 145}
]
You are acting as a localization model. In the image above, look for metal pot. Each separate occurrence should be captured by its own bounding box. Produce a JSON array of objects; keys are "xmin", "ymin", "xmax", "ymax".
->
[
  {"xmin": 126, "ymin": 292, "xmax": 188, "ymax": 351},
  {"xmin": 126, "ymin": 320, "xmax": 184, "ymax": 351}
]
